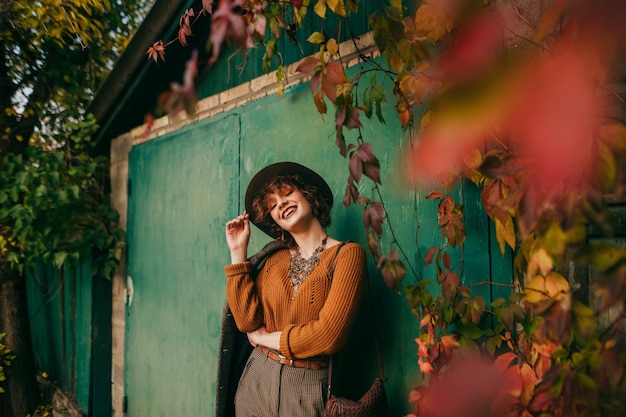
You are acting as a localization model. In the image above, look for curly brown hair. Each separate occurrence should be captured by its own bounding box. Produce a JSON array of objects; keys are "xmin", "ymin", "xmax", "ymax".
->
[{"xmin": 250, "ymin": 174, "xmax": 332, "ymax": 246}]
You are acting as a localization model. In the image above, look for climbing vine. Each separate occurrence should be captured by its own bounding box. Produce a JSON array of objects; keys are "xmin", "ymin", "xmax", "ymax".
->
[{"xmin": 148, "ymin": 0, "xmax": 626, "ymax": 416}]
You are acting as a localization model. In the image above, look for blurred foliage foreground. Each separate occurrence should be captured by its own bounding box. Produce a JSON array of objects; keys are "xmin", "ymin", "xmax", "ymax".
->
[{"xmin": 145, "ymin": 0, "xmax": 626, "ymax": 416}]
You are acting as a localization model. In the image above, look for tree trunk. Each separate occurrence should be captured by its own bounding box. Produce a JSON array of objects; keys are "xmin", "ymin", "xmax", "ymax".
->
[{"xmin": 0, "ymin": 267, "xmax": 39, "ymax": 417}]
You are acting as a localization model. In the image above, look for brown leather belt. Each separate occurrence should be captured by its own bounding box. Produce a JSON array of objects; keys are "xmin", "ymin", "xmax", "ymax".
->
[{"xmin": 257, "ymin": 346, "xmax": 329, "ymax": 370}]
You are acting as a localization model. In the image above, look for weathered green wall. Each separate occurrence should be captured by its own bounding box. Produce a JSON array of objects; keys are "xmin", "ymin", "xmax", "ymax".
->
[
  {"xmin": 26, "ymin": 262, "xmax": 111, "ymax": 416},
  {"xmin": 195, "ymin": 1, "xmax": 384, "ymax": 99},
  {"xmin": 123, "ymin": 55, "xmax": 513, "ymax": 416}
]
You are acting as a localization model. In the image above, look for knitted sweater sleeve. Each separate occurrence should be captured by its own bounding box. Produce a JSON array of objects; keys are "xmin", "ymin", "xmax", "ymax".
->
[
  {"xmin": 224, "ymin": 262, "xmax": 264, "ymax": 332},
  {"xmin": 280, "ymin": 243, "xmax": 367, "ymax": 359}
]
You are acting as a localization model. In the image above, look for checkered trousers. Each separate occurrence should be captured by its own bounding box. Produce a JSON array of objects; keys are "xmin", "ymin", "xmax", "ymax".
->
[{"xmin": 234, "ymin": 346, "xmax": 328, "ymax": 417}]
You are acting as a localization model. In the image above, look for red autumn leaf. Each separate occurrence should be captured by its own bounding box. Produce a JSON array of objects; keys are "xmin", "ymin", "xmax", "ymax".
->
[
  {"xmin": 437, "ymin": 195, "xmax": 455, "ymax": 227},
  {"xmin": 414, "ymin": 358, "xmax": 501, "ymax": 417},
  {"xmin": 322, "ymin": 62, "xmax": 348, "ymax": 102},
  {"xmin": 336, "ymin": 107, "xmax": 346, "ymax": 129},
  {"xmin": 291, "ymin": 0, "xmax": 304, "ymax": 10},
  {"xmin": 493, "ymin": 352, "xmax": 517, "ymax": 373},
  {"xmin": 397, "ymin": 98, "xmax": 411, "ymax": 128},
  {"xmin": 366, "ymin": 229, "xmax": 380, "ymax": 258},
  {"xmin": 519, "ymin": 363, "xmax": 537, "ymax": 406},
  {"xmin": 528, "ymin": 390, "xmax": 552, "ymax": 413},
  {"xmin": 416, "ymin": 335, "xmax": 430, "ymax": 358},
  {"xmin": 491, "ymin": 393, "xmax": 520, "ymax": 417},
  {"xmin": 310, "ymin": 70, "xmax": 321, "ymax": 94},
  {"xmin": 436, "ymin": 11, "xmax": 504, "ymax": 83},
  {"xmin": 406, "ymin": 132, "xmax": 462, "ymax": 187},
  {"xmin": 418, "ymin": 356, "xmax": 435, "ymax": 375},
  {"xmin": 178, "ymin": 8, "xmax": 194, "ymax": 46},
  {"xmin": 501, "ymin": 363, "xmax": 523, "ymax": 398},
  {"xmin": 325, "ymin": 61, "xmax": 348, "ymax": 85},
  {"xmin": 438, "ymin": 334, "xmax": 459, "ymax": 364},
  {"xmin": 507, "ymin": 45, "xmax": 599, "ymax": 196},
  {"xmin": 481, "ymin": 181, "xmax": 510, "ymax": 224},
  {"xmin": 363, "ymin": 201, "xmax": 385, "ymax": 235},
  {"xmin": 424, "ymin": 247, "xmax": 438, "ymax": 266},
  {"xmin": 245, "ymin": 4, "xmax": 266, "ymax": 43},
  {"xmin": 408, "ymin": 386, "xmax": 427, "ymax": 406},
  {"xmin": 349, "ymin": 143, "xmax": 381, "ymax": 184},
  {"xmin": 441, "ymin": 271, "xmax": 459, "ymax": 299},
  {"xmin": 146, "ymin": 40, "xmax": 166, "ymax": 63},
  {"xmin": 379, "ymin": 249, "xmax": 407, "ymax": 291},
  {"xmin": 313, "ymin": 88, "xmax": 327, "ymax": 115},
  {"xmin": 425, "ymin": 190, "xmax": 445, "ymax": 200},
  {"xmin": 297, "ymin": 56, "xmax": 322, "ymax": 74},
  {"xmin": 343, "ymin": 176, "xmax": 356, "ymax": 205},
  {"xmin": 469, "ymin": 296, "xmax": 486, "ymax": 325},
  {"xmin": 142, "ymin": 114, "xmax": 155, "ymax": 139},
  {"xmin": 345, "ymin": 107, "xmax": 363, "ymax": 129},
  {"xmin": 209, "ymin": 0, "xmax": 246, "ymax": 64},
  {"xmin": 157, "ymin": 50, "xmax": 198, "ymax": 117},
  {"xmin": 335, "ymin": 128, "xmax": 347, "ymax": 157},
  {"xmin": 442, "ymin": 251, "xmax": 451, "ymax": 270}
]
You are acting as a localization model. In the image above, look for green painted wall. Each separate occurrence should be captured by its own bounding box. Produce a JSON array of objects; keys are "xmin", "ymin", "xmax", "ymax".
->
[
  {"xmin": 195, "ymin": 1, "xmax": 385, "ymax": 99},
  {"xmin": 124, "ymin": 57, "xmax": 514, "ymax": 416},
  {"xmin": 26, "ymin": 262, "xmax": 103, "ymax": 414}
]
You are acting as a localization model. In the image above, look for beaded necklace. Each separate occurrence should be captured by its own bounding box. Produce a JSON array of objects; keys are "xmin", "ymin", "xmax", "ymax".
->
[{"xmin": 288, "ymin": 236, "xmax": 327, "ymax": 300}]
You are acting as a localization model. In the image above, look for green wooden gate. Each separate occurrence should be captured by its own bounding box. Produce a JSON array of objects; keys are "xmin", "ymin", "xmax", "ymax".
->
[{"xmin": 125, "ymin": 116, "xmax": 239, "ymax": 416}]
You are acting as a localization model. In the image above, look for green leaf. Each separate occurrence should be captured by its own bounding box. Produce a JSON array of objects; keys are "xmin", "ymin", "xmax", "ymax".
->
[
  {"xmin": 54, "ymin": 252, "xmax": 68, "ymax": 268},
  {"xmin": 486, "ymin": 334, "xmax": 501, "ymax": 356},
  {"xmin": 458, "ymin": 322, "xmax": 482, "ymax": 339},
  {"xmin": 491, "ymin": 297, "xmax": 506, "ymax": 308},
  {"xmin": 552, "ymin": 348, "xmax": 569, "ymax": 360}
]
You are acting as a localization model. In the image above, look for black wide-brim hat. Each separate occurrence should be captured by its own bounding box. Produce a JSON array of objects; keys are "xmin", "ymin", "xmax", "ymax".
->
[{"xmin": 244, "ymin": 162, "xmax": 333, "ymax": 238}]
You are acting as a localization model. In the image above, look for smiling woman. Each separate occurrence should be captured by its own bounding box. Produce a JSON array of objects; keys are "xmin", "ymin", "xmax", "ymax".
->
[{"xmin": 223, "ymin": 162, "xmax": 367, "ymax": 417}]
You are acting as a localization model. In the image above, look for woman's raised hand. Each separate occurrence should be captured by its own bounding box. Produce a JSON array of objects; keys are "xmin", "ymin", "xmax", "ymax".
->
[{"xmin": 225, "ymin": 212, "xmax": 250, "ymax": 263}]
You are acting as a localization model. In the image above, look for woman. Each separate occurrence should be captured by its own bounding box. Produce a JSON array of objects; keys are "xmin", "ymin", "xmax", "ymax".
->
[{"xmin": 224, "ymin": 162, "xmax": 367, "ymax": 417}]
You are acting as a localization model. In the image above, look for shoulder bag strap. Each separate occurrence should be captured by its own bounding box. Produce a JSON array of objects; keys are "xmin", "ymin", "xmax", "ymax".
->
[
  {"xmin": 326, "ymin": 240, "xmax": 348, "ymax": 401},
  {"xmin": 327, "ymin": 240, "xmax": 349, "ymax": 280},
  {"xmin": 326, "ymin": 240, "xmax": 387, "ymax": 403}
]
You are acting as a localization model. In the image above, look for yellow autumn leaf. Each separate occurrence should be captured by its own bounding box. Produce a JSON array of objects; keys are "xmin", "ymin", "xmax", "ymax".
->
[
  {"xmin": 413, "ymin": 1, "xmax": 449, "ymax": 45},
  {"xmin": 326, "ymin": 38, "xmax": 338, "ymax": 56},
  {"xmin": 391, "ymin": 0, "xmax": 403, "ymax": 12},
  {"xmin": 544, "ymin": 271, "xmax": 570, "ymax": 297},
  {"xmin": 308, "ymin": 31, "xmax": 325, "ymax": 44},
  {"xmin": 495, "ymin": 215, "xmax": 515, "ymax": 255},
  {"xmin": 314, "ymin": 0, "xmax": 327, "ymax": 18},
  {"xmin": 390, "ymin": 53, "xmax": 404, "ymax": 73},
  {"xmin": 524, "ymin": 272, "xmax": 570, "ymax": 304},
  {"xmin": 526, "ymin": 247, "xmax": 554, "ymax": 279},
  {"xmin": 524, "ymin": 275, "xmax": 549, "ymax": 303},
  {"xmin": 326, "ymin": 0, "xmax": 346, "ymax": 17}
]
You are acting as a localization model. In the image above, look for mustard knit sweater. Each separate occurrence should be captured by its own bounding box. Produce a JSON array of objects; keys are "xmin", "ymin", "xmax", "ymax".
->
[{"xmin": 224, "ymin": 242, "xmax": 366, "ymax": 360}]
